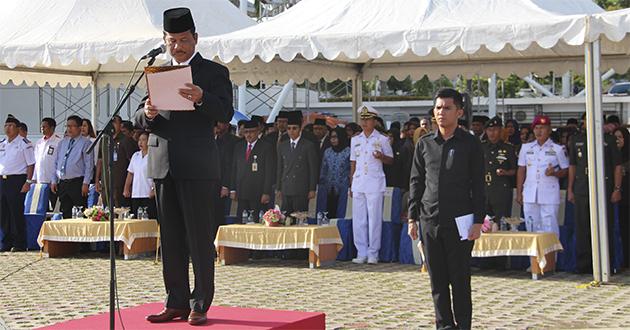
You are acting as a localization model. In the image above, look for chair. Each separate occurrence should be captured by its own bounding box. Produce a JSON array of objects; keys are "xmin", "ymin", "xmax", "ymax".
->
[
  {"xmin": 23, "ymin": 183, "xmax": 50, "ymax": 250},
  {"xmin": 379, "ymin": 187, "xmax": 402, "ymax": 262},
  {"xmin": 334, "ymin": 190, "xmax": 356, "ymax": 261}
]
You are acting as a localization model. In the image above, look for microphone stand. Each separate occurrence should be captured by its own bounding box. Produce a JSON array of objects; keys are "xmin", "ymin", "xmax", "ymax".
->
[{"xmin": 87, "ymin": 55, "xmax": 158, "ymax": 330}]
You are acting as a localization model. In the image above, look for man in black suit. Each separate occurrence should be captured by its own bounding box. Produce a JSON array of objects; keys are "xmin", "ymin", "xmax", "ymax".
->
[
  {"xmin": 276, "ymin": 112, "xmax": 318, "ymax": 216},
  {"xmin": 313, "ymin": 118, "xmax": 331, "ymax": 154},
  {"xmin": 230, "ymin": 120, "xmax": 274, "ymax": 223},
  {"xmin": 214, "ymin": 120, "xmax": 238, "ymax": 235},
  {"xmin": 408, "ymin": 89, "xmax": 484, "ymax": 330},
  {"xmin": 135, "ymin": 8, "xmax": 233, "ymax": 326}
]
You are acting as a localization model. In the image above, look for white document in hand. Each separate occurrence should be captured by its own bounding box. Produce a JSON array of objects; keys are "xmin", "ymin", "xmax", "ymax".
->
[
  {"xmin": 455, "ymin": 213, "xmax": 474, "ymax": 241},
  {"xmin": 145, "ymin": 65, "xmax": 195, "ymax": 111}
]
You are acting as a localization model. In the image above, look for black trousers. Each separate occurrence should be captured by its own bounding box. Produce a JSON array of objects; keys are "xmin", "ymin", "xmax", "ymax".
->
[
  {"xmin": 574, "ymin": 194, "xmax": 616, "ymax": 273},
  {"xmin": 212, "ymin": 193, "xmax": 227, "ymax": 240},
  {"xmin": 620, "ymin": 197, "xmax": 629, "ymax": 268},
  {"xmin": 281, "ymin": 194, "xmax": 308, "ymax": 216},
  {"xmin": 421, "ymin": 222, "xmax": 474, "ymax": 330},
  {"xmin": 131, "ymin": 197, "xmax": 157, "ymax": 220},
  {"xmin": 326, "ymin": 189, "xmax": 340, "ymax": 219},
  {"xmin": 0, "ymin": 175, "xmax": 27, "ymax": 250},
  {"xmin": 155, "ymin": 174, "xmax": 217, "ymax": 313},
  {"xmin": 236, "ymin": 198, "xmax": 269, "ymax": 223},
  {"xmin": 485, "ymin": 187, "xmax": 513, "ymax": 219},
  {"xmin": 58, "ymin": 177, "xmax": 86, "ymax": 219},
  {"xmin": 113, "ymin": 186, "xmax": 131, "ymax": 208}
]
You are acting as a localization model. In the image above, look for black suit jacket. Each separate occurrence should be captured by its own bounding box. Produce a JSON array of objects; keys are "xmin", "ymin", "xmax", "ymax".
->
[
  {"xmin": 134, "ymin": 53, "xmax": 234, "ymax": 180},
  {"xmin": 276, "ymin": 137, "xmax": 318, "ymax": 196},
  {"xmin": 231, "ymin": 139, "xmax": 275, "ymax": 201},
  {"xmin": 262, "ymin": 131, "xmax": 288, "ymax": 184},
  {"xmin": 216, "ymin": 133, "xmax": 239, "ymax": 189}
]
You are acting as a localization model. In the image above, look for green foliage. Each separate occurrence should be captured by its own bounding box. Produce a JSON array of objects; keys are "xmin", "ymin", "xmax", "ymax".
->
[{"xmin": 595, "ymin": 0, "xmax": 630, "ymax": 10}]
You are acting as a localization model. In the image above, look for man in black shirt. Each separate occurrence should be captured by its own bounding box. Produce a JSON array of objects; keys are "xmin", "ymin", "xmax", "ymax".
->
[{"xmin": 408, "ymin": 88, "xmax": 485, "ymax": 330}]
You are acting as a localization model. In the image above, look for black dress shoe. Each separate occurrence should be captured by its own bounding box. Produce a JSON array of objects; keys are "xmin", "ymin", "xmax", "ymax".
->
[
  {"xmin": 10, "ymin": 247, "xmax": 25, "ymax": 252},
  {"xmin": 188, "ymin": 311, "xmax": 207, "ymax": 326},
  {"xmin": 0, "ymin": 247, "xmax": 11, "ymax": 252},
  {"xmin": 146, "ymin": 308, "xmax": 191, "ymax": 323}
]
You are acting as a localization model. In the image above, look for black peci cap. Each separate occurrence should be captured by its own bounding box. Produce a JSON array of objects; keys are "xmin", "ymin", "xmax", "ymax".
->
[
  {"xmin": 243, "ymin": 120, "xmax": 259, "ymax": 129},
  {"xmin": 163, "ymin": 8, "xmax": 195, "ymax": 33}
]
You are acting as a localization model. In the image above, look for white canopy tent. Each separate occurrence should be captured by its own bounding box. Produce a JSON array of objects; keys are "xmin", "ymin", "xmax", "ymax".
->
[
  {"xmin": 199, "ymin": 0, "xmax": 630, "ymax": 84},
  {"xmin": 199, "ymin": 0, "xmax": 630, "ymax": 283},
  {"xmin": 0, "ymin": 0, "xmax": 254, "ymax": 88}
]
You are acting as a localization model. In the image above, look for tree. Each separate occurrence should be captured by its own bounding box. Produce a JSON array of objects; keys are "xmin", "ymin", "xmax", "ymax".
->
[{"xmin": 595, "ymin": 0, "xmax": 630, "ymax": 10}]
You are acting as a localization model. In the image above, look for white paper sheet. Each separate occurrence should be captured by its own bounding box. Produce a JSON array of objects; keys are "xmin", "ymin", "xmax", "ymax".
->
[
  {"xmin": 455, "ymin": 213, "xmax": 474, "ymax": 241},
  {"xmin": 145, "ymin": 66, "xmax": 195, "ymax": 111}
]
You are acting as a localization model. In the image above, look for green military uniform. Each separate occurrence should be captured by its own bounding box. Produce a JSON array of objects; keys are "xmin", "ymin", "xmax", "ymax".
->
[
  {"xmin": 481, "ymin": 117, "xmax": 517, "ymax": 219},
  {"xmin": 568, "ymin": 131, "xmax": 622, "ymax": 273}
]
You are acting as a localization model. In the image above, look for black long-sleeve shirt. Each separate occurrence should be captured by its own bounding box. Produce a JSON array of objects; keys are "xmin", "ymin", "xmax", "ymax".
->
[{"xmin": 408, "ymin": 127, "xmax": 485, "ymax": 226}]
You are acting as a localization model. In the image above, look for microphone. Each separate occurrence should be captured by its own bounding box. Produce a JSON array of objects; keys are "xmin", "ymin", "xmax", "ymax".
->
[{"xmin": 141, "ymin": 44, "xmax": 166, "ymax": 60}]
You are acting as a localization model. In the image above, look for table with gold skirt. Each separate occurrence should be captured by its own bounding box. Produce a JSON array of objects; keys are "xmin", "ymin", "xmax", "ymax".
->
[
  {"xmin": 214, "ymin": 224, "xmax": 343, "ymax": 268},
  {"xmin": 472, "ymin": 232, "xmax": 564, "ymax": 280},
  {"xmin": 37, "ymin": 219, "xmax": 159, "ymax": 259}
]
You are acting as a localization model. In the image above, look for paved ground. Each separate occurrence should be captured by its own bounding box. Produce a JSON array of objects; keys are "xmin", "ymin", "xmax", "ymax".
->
[{"xmin": 0, "ymin": 251, "xmax": 629, "ymax": 329}]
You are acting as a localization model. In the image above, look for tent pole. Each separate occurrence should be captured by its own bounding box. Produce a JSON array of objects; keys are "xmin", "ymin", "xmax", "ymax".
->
[
  {"xmin": 91, "ymin": 65, "xmax": 101, "ymax": 130},
  {"xmin": 584, "ymin": 39, "xmax": 610, "ymax": 283},
  {"xmin": 352, "ymin": 73, "xmax": 363, "ymax": 123},
  {"xmin": 237, "ymin": 0, "xmax": 248, "ymax": 117},
  {"xmin": 488, "ymin": 73, "xmax": 497, "ymax": 117},
  {"xmin": 238, "ymin": 85, "xmax": 248, "ymax": 114}
]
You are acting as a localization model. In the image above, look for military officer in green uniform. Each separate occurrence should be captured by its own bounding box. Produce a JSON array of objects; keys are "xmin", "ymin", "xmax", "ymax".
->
[
  {"xmin": 481, "ymin": 116, "xmax": 517, "ymax": 220},
  {"xmin": 567, "ymin": 120, "xmax": 623, "ymax": 274}
]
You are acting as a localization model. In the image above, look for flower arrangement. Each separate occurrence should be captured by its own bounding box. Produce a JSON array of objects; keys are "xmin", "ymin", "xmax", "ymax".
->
[
  {"xmin": 262, "ymin": 207, "xmax": 284, "ymax": 227},
  {"xmin": 84, "ymin": 206, "xmax": 110, "ymax": 222}
]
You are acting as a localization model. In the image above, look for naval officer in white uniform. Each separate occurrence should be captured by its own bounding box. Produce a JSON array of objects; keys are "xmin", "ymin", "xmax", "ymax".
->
[
  {"xmin": 350, "ymin": 105, "xmax": 394, "ymax": 264},
  {"xmin": 516, "ymin": 115, "xmax": 569, "ymax": 238}
]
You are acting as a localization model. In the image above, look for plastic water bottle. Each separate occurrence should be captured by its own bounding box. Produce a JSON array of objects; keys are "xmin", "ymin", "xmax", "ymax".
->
[
  {"xmin": 247, "ymin": 210, "xmax": 254, "ymax": 223},
  {"xmin": 317, "ymin": 212, "xmax": 323, "ymax": 226},
  {"xmin": 242, "ymin": 210, "xmax": 248, "ymax": 223},
  {"xmin": 258, "ymin": 210, "xmax": 265, "ymax": 223}
]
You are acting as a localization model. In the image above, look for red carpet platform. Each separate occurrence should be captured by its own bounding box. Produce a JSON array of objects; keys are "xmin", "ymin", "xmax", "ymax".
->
[{"xmin": 36, "ymin": 302, "xmax": 325, "ymax": 329}]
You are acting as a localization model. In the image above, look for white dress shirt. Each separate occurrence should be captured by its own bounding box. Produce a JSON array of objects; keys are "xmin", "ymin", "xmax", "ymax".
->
[
  {"xmin": 350, "ymin": 130, "xmax": 393, "ymax": 193},
  {"xmin": 0, "ymin": 135, "xmax": 35, "ymax": 175},
  {"xmin": 127, "ymin": 151, "xmax": 153, "ymax": 198},
  {"xmin": 33, "ymin": 134, "xmax": 62, "ymax": 183},
  {"xmin": 518, "ymin": 138, "xmax": 569, "ymax": 204}
]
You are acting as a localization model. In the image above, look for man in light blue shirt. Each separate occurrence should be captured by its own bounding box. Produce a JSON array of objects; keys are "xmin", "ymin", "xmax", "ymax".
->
[{"xmin": 51, "ymin": 115, "xmax": 93, "ymax": 218}]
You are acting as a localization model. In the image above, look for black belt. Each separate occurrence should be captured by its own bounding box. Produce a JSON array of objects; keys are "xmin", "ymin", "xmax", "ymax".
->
[
  {"xmin": 59, "ymin": 177, "xmax": 84, "ymax": 183},
  {"xmin": 1, "ymin": 174, "xmax": 26, "ymax": 180}
]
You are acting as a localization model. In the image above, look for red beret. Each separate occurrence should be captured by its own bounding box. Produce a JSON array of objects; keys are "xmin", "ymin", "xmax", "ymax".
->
[{"xmin": 532, "ymin": 115, "xmax": 550, "ymax": 128}]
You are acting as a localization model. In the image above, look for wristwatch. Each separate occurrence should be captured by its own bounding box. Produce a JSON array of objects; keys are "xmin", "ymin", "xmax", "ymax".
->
[
  {"xmin": 25, "ymin": 179, "xmax": 34, "ymax": 184},
  {"xmin": 614, "ymin": 186, "xmax": 622, "ymax": 192}
]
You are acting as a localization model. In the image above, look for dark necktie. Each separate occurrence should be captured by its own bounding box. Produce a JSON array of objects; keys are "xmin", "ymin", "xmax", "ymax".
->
[
  {"xmin": 291, "ymin": 142, "xmax": 296, "ymax": 151},
  {"xmin": 60, "ymin": 138, "xmax": 75, "ymax": 177},
  {"xmin": 246, "ymin": 143, "xmax": 252, "ymax": 161}
]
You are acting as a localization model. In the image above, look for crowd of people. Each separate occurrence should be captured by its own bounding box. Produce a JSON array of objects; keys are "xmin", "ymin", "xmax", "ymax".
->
[
  {"xmin": 0, "ymin": 113, "xmax": 154, "ymax": 252},
  {"xmin": 0, "ymin": 95, "xmax": 628, "ymax": 272}
]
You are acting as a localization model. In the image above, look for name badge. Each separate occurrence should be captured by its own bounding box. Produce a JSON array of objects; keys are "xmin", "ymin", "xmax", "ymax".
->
[
  {"xmin": 252, "ymin": 155, "xmax": 258, "ymax": 172},
  {"xmin": 545, "ymin": 151, "xmax": 556, "ymax": 156},
  {"xmin": 526, "ymin": 151, "xmax": 534, "ymax": 155},
  {"xmin": 47, "ymin": 146, "xmax": 55, "ymax": 155}
]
